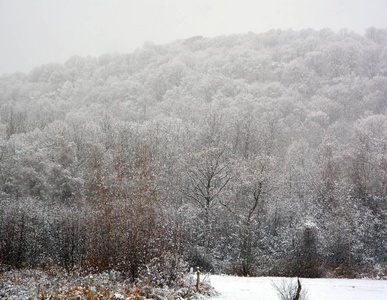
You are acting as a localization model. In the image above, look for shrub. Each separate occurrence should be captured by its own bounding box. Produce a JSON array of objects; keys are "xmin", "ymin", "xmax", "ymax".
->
[{"xmin": 272, "ymin": 278, "xmax": 308, "ymax": 300}]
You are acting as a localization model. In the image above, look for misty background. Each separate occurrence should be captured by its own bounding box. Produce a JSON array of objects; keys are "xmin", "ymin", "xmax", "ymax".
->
[
  {"xmin": 1, "ymin": 1, "xmax": 387, "ymax": 299},
  {"xmin": 1, "ymin": 0, "xmax": 387, "ymax": 75}
]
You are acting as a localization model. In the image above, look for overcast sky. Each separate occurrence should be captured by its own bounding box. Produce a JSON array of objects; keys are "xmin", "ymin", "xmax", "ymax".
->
[{"xmin": 1, "ymin": 0, "xmax": 386, "ymax": 75}]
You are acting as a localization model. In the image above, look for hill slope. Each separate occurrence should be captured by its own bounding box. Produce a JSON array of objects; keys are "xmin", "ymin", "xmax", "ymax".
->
[{"xmin": 0, "ymin": 28, "xmax": 386, "ymax": 279}]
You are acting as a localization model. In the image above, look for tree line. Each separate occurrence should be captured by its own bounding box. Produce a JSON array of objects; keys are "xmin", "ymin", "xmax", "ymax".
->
[{"xmin": 0, "ymin": 28, "xmax": 386, "ymax": 282}]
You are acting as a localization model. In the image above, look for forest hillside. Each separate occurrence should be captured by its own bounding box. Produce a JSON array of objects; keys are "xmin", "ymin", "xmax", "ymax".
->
[{"xmin": 0, "ymin": 28, "xmax": 386, "ymax": 282}]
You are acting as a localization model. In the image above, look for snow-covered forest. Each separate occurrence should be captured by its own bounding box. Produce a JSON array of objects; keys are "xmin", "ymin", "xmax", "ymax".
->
[{"xmin": 0, "ymin": 28, "xmax": 386, "ymax": 285}]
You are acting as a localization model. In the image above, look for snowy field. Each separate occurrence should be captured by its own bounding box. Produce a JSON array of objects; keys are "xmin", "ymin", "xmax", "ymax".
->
[{"xmin": 209, "ymin": 275, "xmax": 387, "ymax": 300}]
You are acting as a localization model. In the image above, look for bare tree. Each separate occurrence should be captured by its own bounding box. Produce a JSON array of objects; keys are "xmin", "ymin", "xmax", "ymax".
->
[
  {"xmin": 182, "ymin": 146, "xmax": 232, "ymax": 252},
  {"xmin": 221, "ymin": 155, "xmax": 277, "ymax": 275}
]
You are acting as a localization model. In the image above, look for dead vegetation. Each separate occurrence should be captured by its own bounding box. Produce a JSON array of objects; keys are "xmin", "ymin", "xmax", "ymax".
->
[{"xmin": 0, "ymin": 268, "xmax": 216, "ymax": 300}]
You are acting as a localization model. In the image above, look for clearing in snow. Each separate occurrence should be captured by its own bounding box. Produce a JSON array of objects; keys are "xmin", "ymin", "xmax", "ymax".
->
[{"xmin": 209, "ymin": 275, "xmax": 387, "ymax": 300}]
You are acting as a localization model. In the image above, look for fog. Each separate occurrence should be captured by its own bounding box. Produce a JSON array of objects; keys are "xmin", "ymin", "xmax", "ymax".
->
[
  {"xmin": 1, "ymin": 0, "xmax": 387, "ymax": 75},
  {"xmin": 1, "ymin": 4, "xmax": 387, "ymax": 297}
]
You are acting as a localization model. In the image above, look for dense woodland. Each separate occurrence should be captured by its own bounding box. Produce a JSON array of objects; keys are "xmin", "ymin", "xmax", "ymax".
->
[{"xmin": 0, "ymin": 28, "xmax": 386, "ymax": 283}]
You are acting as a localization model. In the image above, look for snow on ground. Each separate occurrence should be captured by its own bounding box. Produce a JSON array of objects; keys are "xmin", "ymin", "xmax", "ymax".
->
[{"xmin": 209, "ymin": 275, "xmax": 387, "ymax": 300}]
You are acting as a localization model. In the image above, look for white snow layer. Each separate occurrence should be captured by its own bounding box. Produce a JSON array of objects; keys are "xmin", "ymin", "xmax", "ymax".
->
[{"xmin": 209, "ymin": 275, "xmax": 387, "ymax": 300}]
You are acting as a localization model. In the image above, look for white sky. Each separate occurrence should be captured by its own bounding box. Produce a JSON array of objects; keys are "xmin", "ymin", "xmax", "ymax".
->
[{"xmin": 0, "ymin": 0, "xmax": 386, "ymax": 75}]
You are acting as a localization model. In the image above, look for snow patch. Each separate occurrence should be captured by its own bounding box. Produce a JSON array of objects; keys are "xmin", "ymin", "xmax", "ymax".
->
[{"xmin": 209, "ymin": 275, "xmax": 387, "ymax": 300}]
